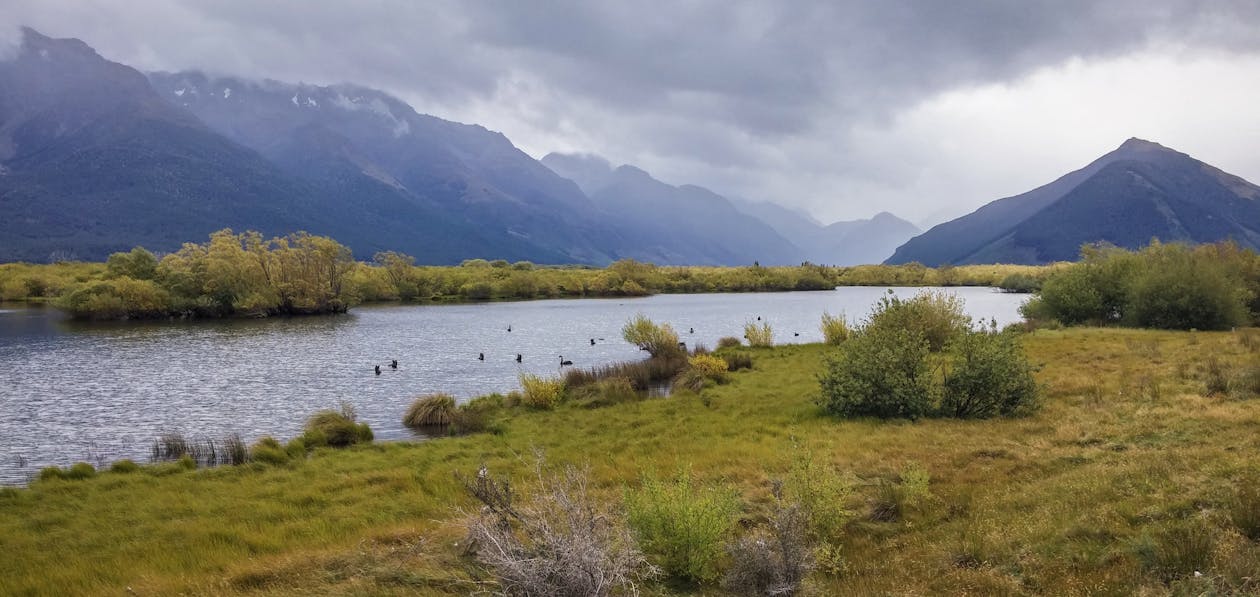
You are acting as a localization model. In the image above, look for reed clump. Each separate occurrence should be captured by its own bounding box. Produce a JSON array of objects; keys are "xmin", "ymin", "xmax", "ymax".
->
[{"xmin": 403, "ymin": 393, "xmax": 458, "ymax": 428}]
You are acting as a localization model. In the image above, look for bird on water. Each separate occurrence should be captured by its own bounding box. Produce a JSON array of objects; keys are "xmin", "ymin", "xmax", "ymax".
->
[
  {"xmin": 478, "ymin": 352, "xmax": 485, "ymax": 361},
  {"xmin": 374, "ymin": 365, "xmax": 381, "ymax": 375},
  {"xmin": 516, "ymin": 354, "xmax": 522, "ymax": 363},
  {"xmin": 560, "ymin": 356, "xmax": 573, "ymax": 366},
  {"xmin": 390, "ymin": 359, "xmax": 398, "ymax": 369}
]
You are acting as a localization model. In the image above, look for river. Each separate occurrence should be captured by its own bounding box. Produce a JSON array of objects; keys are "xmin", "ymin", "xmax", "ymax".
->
[{"xmin": 0, "ymin": 287, "xmax": 1027, "ymax": 484}]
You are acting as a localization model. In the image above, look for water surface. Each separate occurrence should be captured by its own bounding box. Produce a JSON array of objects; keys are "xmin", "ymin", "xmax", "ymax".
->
[{"xmin": 0, "ymin": 287, "xmax": 1026, "ymax": 484}]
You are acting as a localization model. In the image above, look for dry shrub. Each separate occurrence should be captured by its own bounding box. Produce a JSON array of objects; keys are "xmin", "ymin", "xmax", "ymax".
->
[
  {"xmin": 459, "ymin": 462, "xmax": 656, "ymax": 596},
  {"xmin": 717, "ymin": 336, "xmax": 743, "ymax": 349},
  {"xmin": 744, "ymin": 321, "xmax": 774, "ymax": 347},
  {"xmin": 820, "ymin": 311, "xmax": 850, "ymax": 345},
  {"xmin": 570, "ymin": 377, "xmax": 641, "ymax": 408},
  {"xmin": 723, "ymin": 487, "xmax": 813, "ymax": 596},
  {"xmin": 722, "ymin": 352, "xmax": 754, "ymax": 372}
]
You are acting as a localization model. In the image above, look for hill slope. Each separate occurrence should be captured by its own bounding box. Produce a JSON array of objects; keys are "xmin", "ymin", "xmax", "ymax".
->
[{"xmin": 886, "ymin": 138, "xmax": 1260, "ymax": 265}]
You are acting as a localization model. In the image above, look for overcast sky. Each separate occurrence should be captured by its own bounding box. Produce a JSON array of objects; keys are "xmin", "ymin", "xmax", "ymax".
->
[{"xmin": 5, "ymin": 1, "xmax": 1260, "ymax": 226}]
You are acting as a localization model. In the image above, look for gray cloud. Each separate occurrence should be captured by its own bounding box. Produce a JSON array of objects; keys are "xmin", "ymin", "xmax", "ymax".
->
[{"xmin": 6, "ymin": 0, "xmax": 1260, "ymax": 224}]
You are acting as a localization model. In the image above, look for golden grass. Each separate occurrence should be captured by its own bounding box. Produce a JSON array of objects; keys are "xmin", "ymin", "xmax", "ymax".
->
[{"xmin": 3, "ymin": 328, "xmax": 1260, "ymax": 594}]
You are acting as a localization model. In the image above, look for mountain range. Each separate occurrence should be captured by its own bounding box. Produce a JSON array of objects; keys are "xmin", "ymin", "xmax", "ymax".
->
[
  {"xmin": 887, "ymin": 138, "xmax": 1260, "ymax": 265},
  {"xmin": 0, "ymin": 27, "xmax": 916, "ymax": 266}
]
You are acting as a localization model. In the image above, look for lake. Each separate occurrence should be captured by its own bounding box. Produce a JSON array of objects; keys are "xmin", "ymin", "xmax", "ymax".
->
[{"xmin": 0, "ymin": 287, "xmax": 1027, "ymax": 484}]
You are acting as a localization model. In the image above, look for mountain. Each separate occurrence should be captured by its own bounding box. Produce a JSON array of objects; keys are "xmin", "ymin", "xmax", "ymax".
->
[
  {"xmin": 144, "ymin": 71, "xmax": 636, "ymax": 264},
  {"xmin": 541, "ymin": 153, "xmax": 803, "ymax": 265},
  {"xmin": 887, "ymin": 138, "xmax": 1260, "ymax": 265},
  {"xmin": 729, "ymin": 198, "xmax": 920, "ymax": 265},
  {"xmin": 0, "ymin": 28, "xmax": 335, "ymax": 262}
]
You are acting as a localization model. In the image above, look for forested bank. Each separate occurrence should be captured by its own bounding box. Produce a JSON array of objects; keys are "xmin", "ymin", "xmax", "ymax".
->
[{"xmin": 0, "ymin": 228, "xmax": 1054, "ymax": 320}]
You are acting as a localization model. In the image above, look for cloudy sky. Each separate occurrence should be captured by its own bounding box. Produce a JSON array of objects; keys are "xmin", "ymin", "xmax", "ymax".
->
[{"xmin": 5, "ymin": 1, "xmax": 1260, "ymax": 226}]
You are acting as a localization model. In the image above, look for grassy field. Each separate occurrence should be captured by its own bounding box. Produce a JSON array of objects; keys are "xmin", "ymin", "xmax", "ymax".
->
[{"xmin": 3, "ymin": 327, "xmax": 1260, "ymax": 595}]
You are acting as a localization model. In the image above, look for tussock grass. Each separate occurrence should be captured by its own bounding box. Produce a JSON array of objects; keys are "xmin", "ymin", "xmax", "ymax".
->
[
  {"xmin": 5, "ymin": 328, "xmax": 1260, "ymax": 595},
  {"xmin": 402, "ymin": 393, "xmax": 458, "ymax": 428}
]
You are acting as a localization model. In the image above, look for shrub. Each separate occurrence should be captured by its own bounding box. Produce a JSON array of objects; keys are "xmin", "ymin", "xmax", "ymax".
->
[
  {"xmin": 817, "ymin": 323, "xmax": 933, "ymax": 420},
  {"xmin": 723, "ymin": 493, "xmax": 813, "ymax": 596},
  {"xmin": 65, "ymin": 462, "xmax": 96, "ymax": 480},
  {"xmin": 403, "ymin": 393, "xmax": 458, "ymax": 428},
  {"xmin": 1230, "ymin": 365, "xmax": 1260, "ymax": 399},
  {"xmin": 783, "ymin": 449, "xmax": 854, "ymax": 543},
  {"xmin": 744, "ymin": 321, "xmax": 774, "ymax": 347},
  {"xmin": 1127, "ymin": 250, "xmax": 1248, "ymax": 330},
  {"xmin": 520, "ymin": 374, "xmax": 566, "ymax": 409},
  {"xmin": 460, "ymin": 463, "xmax": 656, "ymax": 596},
  {"xmin": 1205, "ymin": 356, "xmax": 1231, "ymax": 396},
  {"xmin": 625, "ymin": 470, "xmax": 741, "ymax": 585},
  {"xmin": 302, "ymin": 404, "xmax": 373, "ymax": 448},
  {"xmin": 717, "ymin": 336, "xmax": 742, "ymax": 349},
  {"xmin": 940, "ymin": 329, "xmax": 1041, "ymax": 418},
  {"xmin": 108, "ymin": 459, "xmax": 140, "ymax": 474},
  {"xmin": 865, "ymin": 290, "xmax": 969, "ymax": 352},
  {"xmin": 820, "ymin": 311, "xmax": 850, "ymax": 345},
  {"xmin": 688, "ymin": 354, "xmax": 730, "ymax": 381},
  {"xmin": 450, "ymin": 394, "xmax": 506, "ymax": 433},
  {"xmin": 564, "ymin": 355, "xmax": 687, "ymax": 393},
  {"xmin": 622, "ymin": 314, "xmax": 683, "ymax": 358},
  {"xmin": 250, "ymin": 437, "xmax": 290, "ymax": 465}
]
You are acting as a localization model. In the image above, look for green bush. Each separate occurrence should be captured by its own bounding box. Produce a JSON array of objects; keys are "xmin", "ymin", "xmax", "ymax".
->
[
  {"xmin": 817, "ymin": 323, "xmax": 933, "ymax": 420},
  {"xmin": 519, "ymin": 374, "xmax": 565, "ymax": 409},
  {"xmin": 820, "ymin": 311, "xmax": 850, "ymax": 345},
  {"xmin": 783, "ymin": 449, "xmax": 854, "ymax": 544},
  {"xmin": 570, "ymin": 377, "xmax": 640, "ymax": 409},
  {"xmin": 744, "ymin": 321, "xmax": 774, "ymax": 347},
  {"xmin": 721, "ymin": 352, "xmax": 754, "ymax": 371},
  {"xmin": 1025, "ymin": 242, "xmax": 1254, "ymax": 330},
  {"xmin": 302, "ymin": 405, "xmax": 373, "ymax": 448},
  {"xmin": 450, "ymin": 394, "xmax": 506, "ymax": 433},
  {"xmin": 940, "ymin": 329, "xmax": 1041, "ymax": 418},
  {"xmin": 865, "ymin": 290, "xmax": 969, "ymax": 352},
  {"xmin": 625, "ymin": 470, "xmax": 741, "ymax": 585},
  {"xmin": 402, "ymin": 393, "xmax": 457, "ymax": 428},
  {"xmin": 108, "ymin": 459, "xmax": 140, "ymax": 474},
  {"xmin": 622, "ymin": 314, "xmax": 683, "ymax": 358}
]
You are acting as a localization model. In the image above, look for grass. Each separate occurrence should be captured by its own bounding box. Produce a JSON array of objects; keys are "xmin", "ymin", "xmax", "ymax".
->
[
  {"xmin": 403, "ymin": 394, "xmax": 458, "ymax": 428},
  {"xmin": 2, "ymin": 328, "xmax": 1260, "ymax": 594}
]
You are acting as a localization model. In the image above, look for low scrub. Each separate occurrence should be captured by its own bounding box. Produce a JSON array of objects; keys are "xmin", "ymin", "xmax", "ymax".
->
[
  {"xmin": 459, "ymin": 463, "xmax": 656, "ymax": 596},
  {"xmin": 402, "ymin": 393, "xmax": 457, "ymax": 428},
  {"xmin": 564, "ymin": 354, "xmax": 688, "ymax": 392},
  {"xmin": 744, "ymin": 321, "xmax": 774, "ymax": 347},
  {"xmin": 723, "ymin": 492, "xmax": 813, "ymax": 596},
  {"xmin": 625, "ymin": 470, "xmax": 741, "ymax": 586},
  {"xmin": 623, "ymin": 314, "xmax": 683, "ymax": 358},
  {"xmin": 569, "ymin": 377, "xmax": 640, "ymax": 409},
  {"xmin": 717, "ymin": 336, "xmax": 743, "ymax": 349},
  {"xmin": 519, "ymin": 374, "xmax": 565, "ymax": 409},
  {"xmin": 820, "ymin": 311, "xmax": 850, "ymax": 345},
  {"xmin": 302, "ymin": 404, "xmax": 373, "ymax": 448},
  {"xmin": 721, "ymin": 352, "xmax": 754, "ymax": 372}
]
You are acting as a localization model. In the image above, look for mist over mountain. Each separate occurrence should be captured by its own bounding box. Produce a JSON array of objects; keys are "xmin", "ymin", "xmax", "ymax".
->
[
  {"xmin": 541, "ymin": 153, "xmax": 804, "ymax": 265},
  {"xmin": 729, "ymin": 197, "xmax": 920, "ymax": 266},
  {"xmin": 887, "ymin": 138, "xmax": 1260, "ymax": 265}
]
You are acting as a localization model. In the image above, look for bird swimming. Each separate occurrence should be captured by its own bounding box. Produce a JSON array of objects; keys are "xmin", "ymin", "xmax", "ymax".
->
[
  {"xmin": 560, "ymin": 356, "xmax": 573, "ymax": 366},
  {"xmin": 516, "ymin": 353, "xmax": 522, "ymax": 363},
  {"xmin": 390, "ymin": 359, "xmax": 398, "ymax": 369},
  {"xmin": 478, "ymin": 352, "xmax": 485, "ymax": 361},
  {"xmin": 590, "ymin": 338, "xmax": 596, "ymax": 346},
  {"xmin": 374, "ymin": 365, "xmax": 381, "ymax": 375}
]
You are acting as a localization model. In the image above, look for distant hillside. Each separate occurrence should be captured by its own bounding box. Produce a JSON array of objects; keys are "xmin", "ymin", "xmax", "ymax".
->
[
  {"xmin": 887, "ymin": 138, "xmax": 1260, "ymax": 265},
  {"xmin": 730, "ymin": 198, "xmax": 920, "ymax": 265},
  {"xmin": 542, "ymin": 153, "xmax": 804, "ymax": 265}
]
